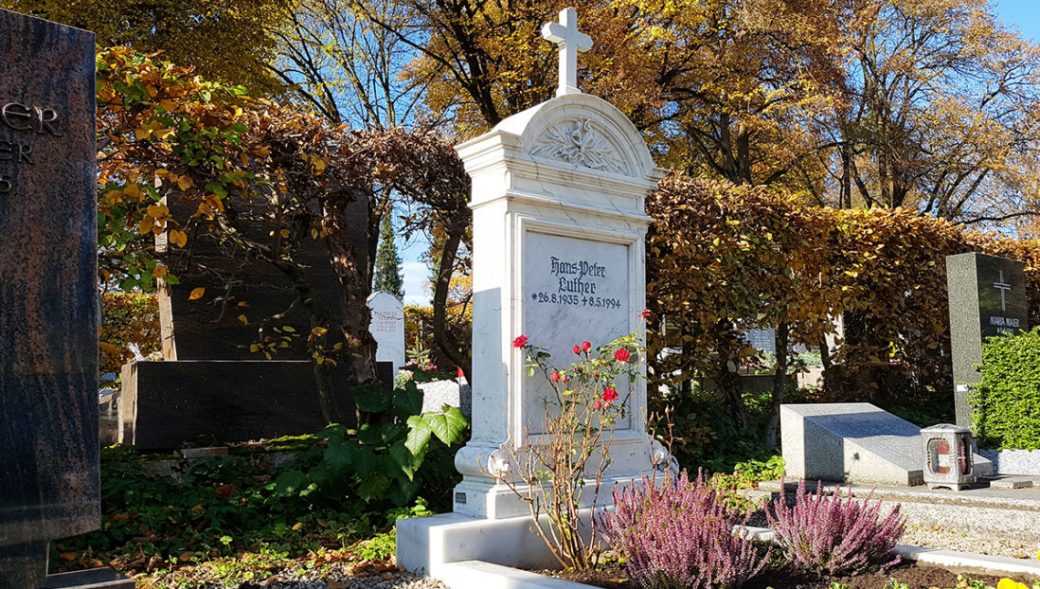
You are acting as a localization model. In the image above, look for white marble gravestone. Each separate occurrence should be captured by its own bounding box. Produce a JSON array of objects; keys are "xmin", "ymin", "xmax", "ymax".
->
[
  {"xmin": 367, "ymin": 291, "xmax": 405, "ymax": 375},
  {"xmin": 397, "ymin": 8, "xmax": 667, "ymax": 579}
]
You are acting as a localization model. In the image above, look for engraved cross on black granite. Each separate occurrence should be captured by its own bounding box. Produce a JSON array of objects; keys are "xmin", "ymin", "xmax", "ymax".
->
[{"xmin": 993, "ymin": 269, "xmax": 1012, "ymax": 313}]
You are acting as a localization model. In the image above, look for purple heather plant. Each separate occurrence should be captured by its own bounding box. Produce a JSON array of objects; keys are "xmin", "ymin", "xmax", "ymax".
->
[
  {"xmin": 603, "ymin": 471, "xmax": 767, "ymax": 589},
  {"xmin": 766, "ymin": 479, "xmax": 906, "ymax": 576}
]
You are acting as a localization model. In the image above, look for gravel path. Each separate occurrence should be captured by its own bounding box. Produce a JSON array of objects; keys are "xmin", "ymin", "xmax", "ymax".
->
[{"xmin": 901, "ymin": 522, "xmax": 1040, "ymax": 561}]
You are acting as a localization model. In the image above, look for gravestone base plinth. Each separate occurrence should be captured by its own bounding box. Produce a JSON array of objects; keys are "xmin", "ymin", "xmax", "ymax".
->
[
  {"xmin": 44, "ymin": 568, "xmax": 134, "ymax": 589},
  {"xmin": 451, "ymin": 436, "xmax": 669, "ymax": 519},
  {"xmin": 0, "ymin": 545, "xmax": 133, "ymax": 589},
  {"xmin": 0, "ymin": 543, "xmax": 47, "ymax": 589}
]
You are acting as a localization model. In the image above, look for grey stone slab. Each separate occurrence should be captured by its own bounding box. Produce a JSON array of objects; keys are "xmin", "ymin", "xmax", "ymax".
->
[
  {"xmin": 987, "ymin": 476, "xmax": 1036, "ymax": 490},
  {"xmin": 44, "ymin": 569, "xmax": 134, "ymax": 589},
  {"xmin": 0, "ymin": 5, "xmax": 99, "ymax": 564},
  {"xmin": 781, "ymin": 403, "xmax": 992, "ymax": 486},
  {"xmin": 176, "ymin": 447, "xmax": 229, "ymax": 459},
  {"xmin": 419, "ymin": 379, "xmax": 472, "ymax": 417},
  {"xmin": 977, "ymin": 448, "xmax": 1040, "ymax": 476},
  {"xmin": 946, "ymin": 253, "xmax": 1030, "ymax": 427}
]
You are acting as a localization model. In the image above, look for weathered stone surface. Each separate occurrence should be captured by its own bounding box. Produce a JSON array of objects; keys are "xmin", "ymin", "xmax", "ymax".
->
[
  {"xmin": 418, "ymin": 379, "xmax": 472, "ymax": 417},
  {"xmin": 781, "ymin": 403, "xmax": 993, "ymax": 486},
  {"xmin": 947, "ymin": 252, "xmax": 1029, "ymax": 427},
  {"xmin": 0, "ymin": 6, "xmax": 99, "ymax": 560},
  {"xmin": 119, "ymin": 360, "xmax": 356, "ymax": 451},
  {"xmin": 977, "ymin": 449, "xmax": 1040, "ymax": 476}
]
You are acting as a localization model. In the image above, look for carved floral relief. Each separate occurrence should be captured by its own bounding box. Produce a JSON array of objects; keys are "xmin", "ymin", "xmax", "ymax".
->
[{"xmin": 529, "ymin": 118, "xmax": 629, "ymax": 175}]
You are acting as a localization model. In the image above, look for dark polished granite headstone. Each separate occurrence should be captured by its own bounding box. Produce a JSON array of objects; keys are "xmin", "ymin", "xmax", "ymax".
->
[
  {"xmin": 947, "ymin": 252, "xmax": 1030, "ymax": 428},
  {"xmin": 0, "ymin": 9, "xmax": 106, "ymax": 587},
  {"xmin": 161, "ymin": 192, "xmax": 367, "ymax": 361},
  {"xmin": 118, "ymin": 360, "xmax": 356, "ymax": 450}
]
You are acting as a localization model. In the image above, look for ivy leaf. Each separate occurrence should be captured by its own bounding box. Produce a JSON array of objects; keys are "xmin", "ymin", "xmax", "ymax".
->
[
  {"xmin": 389, "ymin": 441, "xmax": 419, "ymax": 481},
  {"xmin": 405, "ymin": 415, "xmax": 432, "ymax": 456},
  {"xmin": 357, "ymin": 473, "xmax": 390, "ymax": 502},
  {"xmin": 323, "ymin": 435, "xmax": 352, "ymax": 472},
  {"xmin": 393, "ymin": 380, "xmax": 423, "ymax": 418},
  {"xmin": 422, "ymin": 407, "xmax": 468, "ymax": 446},
  {"xmin": 354, "ymin": 383, "xmax": 391, "ymax": 413}
]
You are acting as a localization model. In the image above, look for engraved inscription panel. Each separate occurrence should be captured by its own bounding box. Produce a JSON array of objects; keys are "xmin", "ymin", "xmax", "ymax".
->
[{"xmin": 522, "ymin": 231, "xmax": 632, "ymax": 434}]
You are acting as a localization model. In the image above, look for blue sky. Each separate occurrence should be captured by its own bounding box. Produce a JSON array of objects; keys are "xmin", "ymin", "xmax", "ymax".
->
[
  {"xmin": 994, "ymin": 0, "xmax": 1040, "ymax": 40},
  {"xmin": 396, "ymin": 1, "xmax": 1040, "ymax": 306}
]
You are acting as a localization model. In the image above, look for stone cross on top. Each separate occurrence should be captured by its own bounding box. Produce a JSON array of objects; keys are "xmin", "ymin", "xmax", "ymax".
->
[{"xmin": 542, "ymin": 7, "xmax": 592, "ymax": 96}]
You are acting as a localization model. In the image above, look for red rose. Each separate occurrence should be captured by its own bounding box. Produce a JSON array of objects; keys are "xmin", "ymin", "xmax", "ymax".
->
[
  {"xmin": 640, "ymin": 309, "xmax": 651, "ymax": 319},
  {"xmin": 581, "ymin": 340, "xmax": 592, "ymax": 352},
  {"xmin": 550, "ymin": 371, "xmax": 561, "ymax": 383},
  {"xmin": 614, "ymin": 348, "xmax": 631, "ymax": 363},
  {"xmin": 602, "ymin": 387, "xmax": 619, "ymax": 403},
  {"xmin": 512, "ymin": 335, "xmax": 528, "ymax": 348},
  {"xmin": 457, "ymin": 367, "xmax": 465, "ymax": 378},
  {"xmin": 572, "ymin": 344, "xmax": 582, "ymax": 355},
  {"xmin": 593, "ymin": 400, "xmax": 603, "ymax": 411}
]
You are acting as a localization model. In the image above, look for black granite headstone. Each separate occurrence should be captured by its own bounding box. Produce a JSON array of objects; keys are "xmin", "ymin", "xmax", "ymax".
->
[
  {"xmin": 0, "ymin": 9, "xmax": 108, "ymax": 588},
  {"xmin": 946, "ymin": 252, "xmax": 1030, "ymax": 428}
]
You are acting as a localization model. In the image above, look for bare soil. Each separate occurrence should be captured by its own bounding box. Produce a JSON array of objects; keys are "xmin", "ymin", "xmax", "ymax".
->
[{"xmin": 556, "ymin": 562, "xmax": 1039, "ymax": 589}]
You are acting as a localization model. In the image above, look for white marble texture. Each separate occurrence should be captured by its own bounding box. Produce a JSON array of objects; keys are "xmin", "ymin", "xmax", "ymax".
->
[
  {"xmin": 448, "ymin": 91, "xmax": 667, "ymax": 520},
  {"xmin": 367, "ymin": 291, "xmax": 405, "ymax": 375}
]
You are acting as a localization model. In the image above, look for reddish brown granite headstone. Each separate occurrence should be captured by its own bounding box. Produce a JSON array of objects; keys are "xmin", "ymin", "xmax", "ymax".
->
[{"xmin": 0, "ymin": 9, "xmax": 102, "ymax": 588}]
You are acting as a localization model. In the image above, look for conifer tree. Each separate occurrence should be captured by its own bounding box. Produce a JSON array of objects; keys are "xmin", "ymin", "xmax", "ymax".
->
[{"xmin": 373, "ymin": 214, "xmax": 405, "ymax": 299}]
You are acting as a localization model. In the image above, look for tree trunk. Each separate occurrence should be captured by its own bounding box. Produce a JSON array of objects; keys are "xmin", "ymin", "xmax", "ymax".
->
[
  {"xmin": 431, "ymin": 218, "xmax": 469, "ymax": 374},
  {"xmin": 324, "ymin": 195, "xmax": 378, "ymax": 384},
  {"xmin": 765, "ymin": 322, "xmax": 790, "ymax": 448},
  {"xmin": 713, "ymin": 319, "xmax": 746, "ymax": 429}
]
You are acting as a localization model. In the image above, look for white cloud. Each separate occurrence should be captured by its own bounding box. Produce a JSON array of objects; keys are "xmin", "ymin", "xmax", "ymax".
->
[{"xmin": 402, "ymin": 261, "xmax": 432, "ymax": 306}]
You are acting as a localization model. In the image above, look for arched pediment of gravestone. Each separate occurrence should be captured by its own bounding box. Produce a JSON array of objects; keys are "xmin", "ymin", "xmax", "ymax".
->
[
  {"xmin": 457, "ymin": 93, "xmax": 665, "ymax": 212},
  {"xmin": 502, "ymin": 93, "xmax": 656, "ymax": 179}
]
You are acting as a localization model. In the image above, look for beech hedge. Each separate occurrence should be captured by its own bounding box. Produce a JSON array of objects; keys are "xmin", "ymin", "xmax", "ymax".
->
[
  {"xmin": 646, "ymin": 172, "xmax": 1040, "ymax": 410},
  {"xmin": 972, "ymin": 327, "xmax": 1040, "ymax": 450}
]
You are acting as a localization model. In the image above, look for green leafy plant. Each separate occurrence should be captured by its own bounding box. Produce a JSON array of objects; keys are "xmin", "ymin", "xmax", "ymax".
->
[
  {"xmin": 355, "ymin": 532, "xmax": 397, "ymax": 561},
  {"xmin": 275, "ymin": 377, "xmax": 468, "ymax": 508},
  {"xmin": 972, "ymin": 327, "xmax": 1040, "ymax": 450}
]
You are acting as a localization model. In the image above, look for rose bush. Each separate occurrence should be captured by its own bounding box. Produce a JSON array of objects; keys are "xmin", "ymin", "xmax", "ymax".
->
[{"xmin": 497, "ymin": 315, "xmax": 648, "ymax": 570}]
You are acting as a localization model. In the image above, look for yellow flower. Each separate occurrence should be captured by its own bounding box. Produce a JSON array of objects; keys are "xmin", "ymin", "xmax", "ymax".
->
[{"xmin": 996, "ymin": 578, "xmax": 1028, "ymax": 589}]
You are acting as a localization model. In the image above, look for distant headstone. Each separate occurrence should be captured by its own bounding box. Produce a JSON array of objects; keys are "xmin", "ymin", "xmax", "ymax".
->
[
  {"xmin": 118, "ymin": 159, "xmax": 369, "ymax": 449},
  {"xmin": 946, "ymin": 252, "xmax": 1030, "ymax": 427},
  {"xmin": 418, "ymin": 379, "xmax": 472, "ymax": 417},
  {"xmin": 0, "ymin": 9, "xmax": 130, "ymax": 587},
  {"xmin": 781, "ymin": 403, "xmax": 992, "ymax": 487},
  {"xmin": 367, "ymin": 291, "xmax": 405, "ymax": 375}
]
